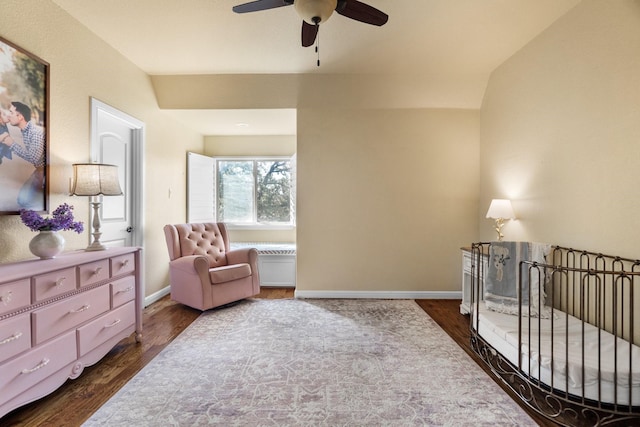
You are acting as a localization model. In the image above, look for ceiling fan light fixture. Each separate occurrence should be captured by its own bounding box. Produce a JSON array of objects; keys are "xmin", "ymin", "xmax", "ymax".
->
[{"xmin": 295, "ymin": 0, "xmax": 337, "ymax": 25}]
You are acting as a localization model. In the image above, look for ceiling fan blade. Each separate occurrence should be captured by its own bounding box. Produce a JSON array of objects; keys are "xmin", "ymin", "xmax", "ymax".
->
[
  {"xmin": 301, "ymin": 21, "xmax": 319, "ymax": 47},
  {"xmin": 232, "ymin": 0, "xmax": 293, "ymax": 14},
  {"xmin": 335, "ymin": 0, "xmax": 388, "ymax": 26}
]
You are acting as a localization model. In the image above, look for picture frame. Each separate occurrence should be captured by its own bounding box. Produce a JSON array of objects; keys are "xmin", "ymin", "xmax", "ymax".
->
[{"xmin": 0, "ymin": 36, "xmax": 49, "ymax": 214}]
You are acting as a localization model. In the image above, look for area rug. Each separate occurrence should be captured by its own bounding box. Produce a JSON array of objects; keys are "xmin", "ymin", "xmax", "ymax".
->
[{"xmin": 83, "ymin": 299, "xmax": 535, "ymax": 426}]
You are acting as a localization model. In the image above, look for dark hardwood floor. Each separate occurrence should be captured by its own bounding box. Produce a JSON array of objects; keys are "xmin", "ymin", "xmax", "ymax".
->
[{"xmin": 2, "ymin": 290, "xmax": 555, "ymax": 426}]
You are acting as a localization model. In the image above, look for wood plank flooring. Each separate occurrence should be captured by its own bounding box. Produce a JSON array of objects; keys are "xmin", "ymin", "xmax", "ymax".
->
[{"xmin": 2, "ymin": 290, "xmax": 556, "ymax": 426}]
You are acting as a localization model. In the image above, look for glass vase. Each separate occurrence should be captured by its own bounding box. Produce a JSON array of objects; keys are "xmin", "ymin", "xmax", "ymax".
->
[{"xmin": 29, "ymin": 230, "xmax": 65, "ymax": 259}]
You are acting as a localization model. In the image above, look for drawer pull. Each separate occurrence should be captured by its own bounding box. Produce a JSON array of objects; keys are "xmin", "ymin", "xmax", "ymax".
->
[
  {"xmin": 0, "ymin": 331, "xmax": 22, "ymax": 345},
  {"xmin": 55, "ymin": 277, "xmax": 66, "ymax": 287},
  {"xmin": 92, "ymin": 267, "xmax": 103, "ymax": 276},
  {"xmin": 104, "ymin": 318, "xmax": 122, "ymax": 328},
  {"xmin": 22, "ymin": 358, "xmax": 50, "ymax": 374},
  {"xmin": 69, "ymin": 304, "xmax": 91, "ymax": 314},
  {"xmin": 120, "ymin": 259, "xmax": 130, "ymax": 269},
  {"xmin": 116, "ymin": 286, "xmax": 134, "ymax": 294},
  {"xmin": 0, "ymin": 291, "xmax": 12, "ymax": 305}
]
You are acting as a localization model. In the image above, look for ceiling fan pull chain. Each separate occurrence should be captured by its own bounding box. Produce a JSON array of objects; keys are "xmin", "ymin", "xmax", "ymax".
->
[{"xmin": 316, "ymin": 28, "xmax": 320, "ymax": 67}]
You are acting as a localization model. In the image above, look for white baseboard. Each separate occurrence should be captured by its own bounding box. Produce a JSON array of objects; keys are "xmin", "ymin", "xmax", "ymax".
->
[
  {"xmin": 294, "ymin": 290, "xmax": 462, "ymax": 300},
  {"xmin": 145, "ymin": 286, "xmax": 460, "ymax": 305},
  {"xmin": 144, "ymin": 285, "xmax": 171, "ymax": 307}
]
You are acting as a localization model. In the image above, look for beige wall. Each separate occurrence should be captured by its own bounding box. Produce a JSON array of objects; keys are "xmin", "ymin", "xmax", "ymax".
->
[
  {"xmin": 480, "ymin": 0, "xmax": 640, "ymax": 258},
  {"xmin": 155, "ymin": 73, "xmax": 482, "ymax": 294},
  {"xmin": 204, "ymin": 134, "xmax": 296, "ymax": 243},
  {"xmin": 0, "ymin": 1, "xmax": 203, "ymax": 298},
  {"xmin": 204, "ymin": 135, "xmax": 296, "ymax": 157},
  {"xmin": 297, "ymin": 108, "xmax": 479, "ymax": 292},
  {"xmin": 152, "ymin": 74, "xmax": 485, "ymax": 110}
]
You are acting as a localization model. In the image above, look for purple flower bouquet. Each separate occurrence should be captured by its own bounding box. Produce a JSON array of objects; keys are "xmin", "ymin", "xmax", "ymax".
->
[{"xmin": 20, "ymin": 203, "xmax": 84, "ymax": 233}]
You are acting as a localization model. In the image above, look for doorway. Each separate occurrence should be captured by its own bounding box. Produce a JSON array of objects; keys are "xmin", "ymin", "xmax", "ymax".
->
[{"xmin": 89, "ymin": 98, "xmax": 144, "ymax": 248}]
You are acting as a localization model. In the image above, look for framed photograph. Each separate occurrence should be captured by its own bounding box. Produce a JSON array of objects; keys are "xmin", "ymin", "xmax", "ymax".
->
[{"xmin": 0, "ymin": 36, "xmax": 49, "ymax": 214}]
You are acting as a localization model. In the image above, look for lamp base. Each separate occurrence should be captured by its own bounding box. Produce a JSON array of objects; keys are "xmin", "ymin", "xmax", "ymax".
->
[
  {"xmin": 494, "ymin": 218, "xmax": 505, "ymax": 241},
  {"xmin": 85, "ymin": 201, "xmax": 108, "ymax": 251},
  {"xmin": 85, "ymin": 240, "xmax": 107, "ymax": 251}
]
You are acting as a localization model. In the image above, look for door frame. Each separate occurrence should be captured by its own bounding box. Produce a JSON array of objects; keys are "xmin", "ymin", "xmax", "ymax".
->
[{"xmin": 90, "ymin": 97, "xmax": 145, "ymax": 248}]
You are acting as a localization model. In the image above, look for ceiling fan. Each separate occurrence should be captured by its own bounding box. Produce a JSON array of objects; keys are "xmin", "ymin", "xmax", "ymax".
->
[{"xmin": 232, "ymin": 0, "xmax": 389, "ymax": 48}]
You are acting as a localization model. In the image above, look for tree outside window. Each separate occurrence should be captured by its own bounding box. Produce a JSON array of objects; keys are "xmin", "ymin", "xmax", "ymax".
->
[{"xmin": 217, "ymin": 158, "xmax": 293, "ymax": 226}]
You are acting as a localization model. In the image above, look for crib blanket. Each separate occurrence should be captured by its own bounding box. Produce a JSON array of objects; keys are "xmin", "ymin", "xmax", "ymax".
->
[
  {"xmin": 484, "ymin": 241, "xmax": 550, "ymax": 317},
  {"xmin": 485, "ymin": 241, "xmax": 530, "ymax": 303}
]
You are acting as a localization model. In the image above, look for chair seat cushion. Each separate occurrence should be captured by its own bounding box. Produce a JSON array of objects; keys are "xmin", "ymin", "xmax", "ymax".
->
[{"xmin": 209, "ymin": 263, "xmax": 252, "ymax": 284}]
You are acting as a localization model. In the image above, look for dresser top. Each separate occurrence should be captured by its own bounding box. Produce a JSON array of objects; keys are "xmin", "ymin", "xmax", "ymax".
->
[{"xmin": 0, "ymin": 247, "xmax": 141, "ymax": 283}]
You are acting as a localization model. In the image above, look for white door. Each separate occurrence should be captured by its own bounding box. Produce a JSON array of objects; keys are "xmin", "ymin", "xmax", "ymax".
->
[{"xmin": 90, "ymin": 98, "xmax": 144, "ymax": 248}]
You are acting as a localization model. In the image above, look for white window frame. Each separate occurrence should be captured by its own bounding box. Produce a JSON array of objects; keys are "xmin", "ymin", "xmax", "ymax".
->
[{"xmin": 214, "ymin": 156, "xmax": 296, "ymax": 230}]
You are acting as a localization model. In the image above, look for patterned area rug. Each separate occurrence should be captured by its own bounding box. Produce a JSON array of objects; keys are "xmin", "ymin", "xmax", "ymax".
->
[{"xmin": 83, "ymin": 299, "xmax": 535, "ymax": 426}]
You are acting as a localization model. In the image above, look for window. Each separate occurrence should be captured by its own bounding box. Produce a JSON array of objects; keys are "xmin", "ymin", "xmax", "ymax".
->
[{"xmin": 216, "ymin": 157, "xmax": 295, "ymax": 227}]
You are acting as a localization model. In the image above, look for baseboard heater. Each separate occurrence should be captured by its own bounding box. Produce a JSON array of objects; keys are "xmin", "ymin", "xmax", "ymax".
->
[{"xmin": 231, "ymin": 242, "xmax": 296, "ymax": 288}]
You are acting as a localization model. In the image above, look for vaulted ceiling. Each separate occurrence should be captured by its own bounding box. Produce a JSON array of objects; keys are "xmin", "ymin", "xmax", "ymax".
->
[{"xmin": 50, "ymin": 0, "xmax": 580, "ymax": 134}]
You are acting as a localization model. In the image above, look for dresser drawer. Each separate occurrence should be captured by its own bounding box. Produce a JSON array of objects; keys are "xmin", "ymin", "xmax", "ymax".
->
[
  {"xmin": 111, "ymin": 253, "xmax": 135, "ymax": 277},
  {"xmin": 78, "ymin": 259, "xmax": 110, "ymax": 288},
  {"xmin": 33, "ymin": 267, "xmax": 77, "ymax": 302},
  {"xmin": 0, "ymin": 313, "xmax": 31, "ymax": 363},
  {"xmin": 0, "ymin": 279, "xmax": 30, "ymax": 317},
  {"xmin": 77, "ymin": 301, "xmax": 135, "ymax": 357},
  {"xmin": 0, "ymin": 331, "xmax": 76, "ymax": 407},
  {"xmin": 111, "ymin": 276, "xmax": 135, "ymax": 308},
  {"xmin": 462, "ymin": 252, "xmax": 472, "ymax": 272},
  {"xmin": 32, "ymin": 286, "xmax": 110, "ymax": 345}
]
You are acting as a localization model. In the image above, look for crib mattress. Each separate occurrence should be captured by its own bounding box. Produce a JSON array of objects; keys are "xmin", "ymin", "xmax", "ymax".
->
[{"xmin": 476, "ymin": 305, "xmax": 640, "ymax": 406}]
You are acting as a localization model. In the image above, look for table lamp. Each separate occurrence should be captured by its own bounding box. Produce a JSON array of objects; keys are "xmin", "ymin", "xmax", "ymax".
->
[
  {"xmin": 70, "ymin": 163, "xmax": 123, "ymax": 251},
  {"xmin": 486, "ymin": 199, "xmax": 515, "ymax": 241}
]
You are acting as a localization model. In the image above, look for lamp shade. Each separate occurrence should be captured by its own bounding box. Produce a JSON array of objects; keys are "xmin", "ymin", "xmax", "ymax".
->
[
  {"xmin": 70, "ymin": 163, "xmax": 123, "ymax": 196},
  {"xmin": 295, "ymin": 0, "xmax": 337, "ymax": 24},
  {"xmin": 486, "ymin": 199, "xmax": 515, "ymax": 219}
]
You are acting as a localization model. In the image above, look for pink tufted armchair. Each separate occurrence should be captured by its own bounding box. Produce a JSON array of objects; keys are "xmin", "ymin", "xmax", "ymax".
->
[{"xmin": 163, "ymin": 223, "xmax": 260, "ymax": 310}]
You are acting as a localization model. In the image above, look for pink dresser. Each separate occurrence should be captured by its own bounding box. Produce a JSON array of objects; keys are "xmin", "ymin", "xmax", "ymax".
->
[{"xmin": 0, "ymin": 247, "xmax": 142, "ymax": 419}]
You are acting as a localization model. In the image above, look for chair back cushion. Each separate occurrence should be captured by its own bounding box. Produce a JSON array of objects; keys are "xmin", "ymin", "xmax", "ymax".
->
[{"xmin": 165, "ymin": 223, "xmax": 230, "ymax": 268}]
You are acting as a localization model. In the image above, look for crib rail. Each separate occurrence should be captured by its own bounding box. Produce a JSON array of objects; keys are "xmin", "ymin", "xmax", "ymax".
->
[
  {"xmin": 548, "ymin": 246, "xmax": 640, "ymax": 345},
  {"xmin": 469, "ymin": 242, "xmax": 640, "ymax": 427}
]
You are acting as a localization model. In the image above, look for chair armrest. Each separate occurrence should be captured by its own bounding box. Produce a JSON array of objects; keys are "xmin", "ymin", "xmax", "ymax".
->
[
  {"xmin": 169, "ymin": 255, "xmax": 211, "ymax": 278},
  {"xmin": 227, "ymin": 248, "xmax": 259, "ymax": 265},
  {"xmin": 167, "ymin": 255, "xmax": 213, "ymax": 310},
  {"xmin": 228, "ymin": 248, "xmax": 260, "ymax": 293}
]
